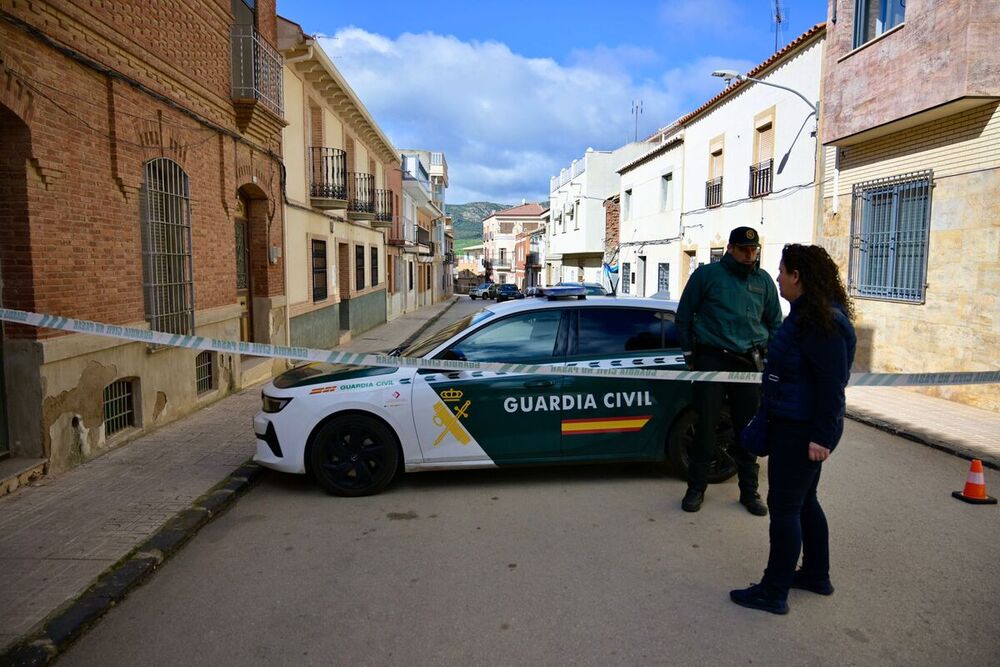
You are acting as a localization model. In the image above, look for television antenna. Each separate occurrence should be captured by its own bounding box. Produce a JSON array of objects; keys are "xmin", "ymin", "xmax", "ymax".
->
[
  {"xmin": 772, "ymin": 0, "xmax": 787, "ymax": 52},
  {"xmin": 631, "ymin": 99, "xmax": 643, "ymax": 142}
]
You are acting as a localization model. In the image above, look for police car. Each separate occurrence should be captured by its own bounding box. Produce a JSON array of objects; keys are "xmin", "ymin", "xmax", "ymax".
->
[{"xmin": 253, "ymin": 288, "xmax": 737, "ymax": 496}]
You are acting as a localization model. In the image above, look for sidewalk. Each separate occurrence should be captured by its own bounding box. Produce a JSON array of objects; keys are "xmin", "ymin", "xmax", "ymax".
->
[
  {"xmin": 846, "ymin": 386, "xmax": 1000, "ymax": 469},
  {"xmin": 0, "ymin": 297, "xmax": 460, "ymax": 660},
  {"xmin": 2, "ymin": 295, "xmax": 997, "ymax": 660}
]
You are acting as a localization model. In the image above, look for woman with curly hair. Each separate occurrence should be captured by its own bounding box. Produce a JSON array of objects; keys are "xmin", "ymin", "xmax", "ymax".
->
[{"xmin": 730, "ymin": 244, "xmax": 857, "ymax": 614}]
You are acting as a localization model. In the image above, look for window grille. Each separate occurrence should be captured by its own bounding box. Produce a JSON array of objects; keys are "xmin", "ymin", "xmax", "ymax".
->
[
  {"xmin": 355, "ymin": 244, "xmax": 366, "ymax": 291},
  {"xmin": 705, "ymin": 177, "xmax": 723, "ymax": 208},
  {"xmin": 749, "ymin": 159, "xmax": 773, "ymax": 198},
  {"xmin": 141, "ymin": 159, "xmax": 194, "ymax": 335},
  {"xmin": 312, "ymin": 239, "xmax": 328, "ymax": 301},
  {"xmin": 849, "ymin": 171, "xmax": 932, "ymax": 303},
  {"xmin": 657, "ymin": 263, "xmax": 670, "ymax": 294},
  {"xmin": 622, "ymin": 262, "xmax": 631, "ymax": 294},
  {"xmin": 370, "ymin": 247, "xmax": 378, "ymax": 286},
  {"xmin": 195, "ymin": 351, "xmax": 214, "ymax": 394},
  {"xmin": 103, "ymin": 379, "xmax": 135, "ymax": 437}
]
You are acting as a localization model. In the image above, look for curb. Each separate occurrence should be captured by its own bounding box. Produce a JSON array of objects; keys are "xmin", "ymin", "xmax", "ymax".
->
[
  {"xmin": 846, "ymin": 410, "xmax": 1000, "ymax": 471},
  {"xmin": 0, "ymin": 462, "xmax": 266, "ymax": 666},
  {"xmin": 396, "ymin": 296, "xmax": 460, "ymax": 350}
]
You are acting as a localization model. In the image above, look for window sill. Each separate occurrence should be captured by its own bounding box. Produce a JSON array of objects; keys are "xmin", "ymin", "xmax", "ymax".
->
[{"xmin": 838, "ymin": 23, "xmax": 905, "ymax": 63}]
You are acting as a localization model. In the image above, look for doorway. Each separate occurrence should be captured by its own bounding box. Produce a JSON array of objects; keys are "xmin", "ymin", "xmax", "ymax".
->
[{"xmin": 235, "ymin": 196, "xmax": 253, "ymax": 344}]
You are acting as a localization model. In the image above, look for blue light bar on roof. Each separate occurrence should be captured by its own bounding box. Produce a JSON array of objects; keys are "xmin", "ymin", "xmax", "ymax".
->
[{"xmin": 543, "ymin": 286, "xmax": 587, "ymax": 300}]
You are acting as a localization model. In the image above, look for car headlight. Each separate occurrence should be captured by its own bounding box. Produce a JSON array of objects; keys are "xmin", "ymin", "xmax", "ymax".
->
[{"xmin": 262, "ymin": 393, "xmax": 292, "ymax": 413}]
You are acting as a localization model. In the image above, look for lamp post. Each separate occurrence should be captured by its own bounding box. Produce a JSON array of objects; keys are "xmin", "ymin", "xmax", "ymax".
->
[{"xmin": 710, "ymin": 69, "xmax": 818, "ymax": 117}]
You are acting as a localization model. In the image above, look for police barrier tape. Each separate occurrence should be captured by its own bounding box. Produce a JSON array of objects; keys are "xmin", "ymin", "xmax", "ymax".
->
[{"xmin": 1, "ymin": 307, "xmax": 998, "ymax": 387}]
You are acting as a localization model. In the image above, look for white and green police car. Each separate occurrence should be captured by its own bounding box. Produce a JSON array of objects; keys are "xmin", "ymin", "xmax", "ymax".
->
[{"xmin": 253, "ymin": 289, "xmax": 738, "ymax": 496}]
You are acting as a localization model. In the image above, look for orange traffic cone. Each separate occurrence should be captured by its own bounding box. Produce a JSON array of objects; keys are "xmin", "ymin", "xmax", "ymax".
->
[{"xmin": 952, "ymin": 459, "xmax": 997, "ymax": 505}]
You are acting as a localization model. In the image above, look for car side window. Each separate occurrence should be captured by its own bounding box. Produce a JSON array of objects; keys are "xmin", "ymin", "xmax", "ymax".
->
[
  {"xmin": 576, "ymin": 308, "xmax": 677, "ymax": 355},
  {"xmin": 445, "ymin": 310, "xmax": 564, "ymax": 363}
]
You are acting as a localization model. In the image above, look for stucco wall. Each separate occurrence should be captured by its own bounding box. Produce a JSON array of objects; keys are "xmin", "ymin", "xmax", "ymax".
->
[
  {"xmin": 290, "ymin": 302, "xmax": 341, "ymax": 350},
  {"xmin": 340, "ymin": 288, "xmax": 388, "ymax": 336}
]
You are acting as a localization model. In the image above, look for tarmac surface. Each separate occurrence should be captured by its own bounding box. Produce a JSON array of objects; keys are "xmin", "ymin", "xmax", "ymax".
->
[{"xmin": 1, "ymin": 294, "xmax": 998, "ymax": 662}]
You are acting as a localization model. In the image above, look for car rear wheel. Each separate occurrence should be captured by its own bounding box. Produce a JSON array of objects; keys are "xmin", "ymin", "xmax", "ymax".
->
[
  {"xmin": 309, "ymin": 414, "xmax": 400, "ymax": 496},
  {"xmin": 667, "ymin": 408, "xmax": 738, "ymax": 484}
]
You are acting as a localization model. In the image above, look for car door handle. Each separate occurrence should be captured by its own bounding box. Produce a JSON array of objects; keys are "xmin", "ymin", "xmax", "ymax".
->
[{"xmin": 524, "ymin": 379, "xmax": 554, "ymax": 388}]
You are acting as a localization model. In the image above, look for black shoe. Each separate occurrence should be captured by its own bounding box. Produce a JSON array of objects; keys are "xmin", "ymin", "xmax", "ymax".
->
[
  {"xmin": 740, "ymin": 493, "xmax": 768, "ymax": 516},
  {"xmin": 682, "ymin": 488, "xmax": 704, "ymax": 512},
  {"xmin": 791, "ymin": 570, "xmax": 834, "ymax": 595},
  {"xmin": 729, "ymin": 583, "xmax": 789, "ymax": 615}
]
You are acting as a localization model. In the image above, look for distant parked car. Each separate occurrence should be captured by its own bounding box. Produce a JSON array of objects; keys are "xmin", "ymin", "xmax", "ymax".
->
[
  {"xmin": 484, "ymin": 283, "xmax": 500, "ymax": 299},
  {"xmin": 524, "ymin": 286, "xmax": 542, "ymax": 298},
  {"xmin": 469, "ymin": 282, "xmax": 494, "ymax": 299},
  {"xmin": 495, "ymin": 284, "xmax": 524, "ymax": 302},
  {"xmin": 556, "ymin": 281, "xmax": 609, "ymax": 296}
]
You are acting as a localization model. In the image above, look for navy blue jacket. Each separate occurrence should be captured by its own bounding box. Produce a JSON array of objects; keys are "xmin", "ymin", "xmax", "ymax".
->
[{"xmin": 763, "ymin": 301, "xmax": 857, "ymax": 450}]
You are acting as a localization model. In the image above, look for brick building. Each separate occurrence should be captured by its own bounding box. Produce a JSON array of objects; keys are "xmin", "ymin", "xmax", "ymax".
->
[{"xmin": 0, "ymin": 0, "xmax": 287, "ymax": 475}]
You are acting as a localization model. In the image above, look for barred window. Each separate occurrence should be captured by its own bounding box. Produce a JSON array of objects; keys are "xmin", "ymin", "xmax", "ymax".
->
[
  {"xmin": 849, "ymin": 171, "xmax": 932, "ymax": 303},
  {"xmin": 355, "ymin": 244, "xmax": 366, "ymax": 291},
  {"xmin": 140, "ymin": 159, "xmax": 194, "ymax": 334},
  {"xmin": 622, "ymin": 262, "xmax": 630, "ymax": 294},
  {"xmin": 370, "ymin": 247, "xmax": 378, "ymax": 287},
  {"xmin": 103, "ymin": 379, "xmax": 136, "ymax": 437},
  {"xmin": 195, "ymin": 351, "xmax": 214, "ymax": 394},
  {"xmin": 657, "ymin": 263, "xmax": 670, "ymax": 294},
  {"xmin": 312, "ymin": 239, "xmax": 328, "ymax": 301}
]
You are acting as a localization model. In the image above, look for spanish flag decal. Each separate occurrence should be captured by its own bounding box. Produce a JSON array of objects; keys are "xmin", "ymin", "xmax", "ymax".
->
[{"xmin": 561, "ymin": 415, "xmax": 651, "ymax": 435}]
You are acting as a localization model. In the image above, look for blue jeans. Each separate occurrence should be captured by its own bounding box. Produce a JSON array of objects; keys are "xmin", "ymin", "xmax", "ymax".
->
[{"xmin": 760, "ymin": 419, "xmax": 829, "ymax": 599}]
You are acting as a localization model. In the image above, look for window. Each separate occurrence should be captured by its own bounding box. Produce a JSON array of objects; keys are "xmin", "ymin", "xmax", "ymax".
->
[
  {"xmin": 576, "ymin": 309, "xmax": 677, "ymax": 356},
  {"xmin": 446, "ymin": 310, "xmax": 563, "ymax": 363},
  {"xmin": 750, "ymin": 122, "xmax": 774, "ymax": 198},
  {"xmin": 312, "ymin": 239, "xmax": 327, "ymax": 301},
  {"xmin": 140, "ymin": 158, "xmax": 193, "ymax": 335},
  {"xmin": 195, "ymin": 351, "xmax": 214, "ymax": 394},
  {"xmin": 500, "ymin": 248, "xmax": 507, "ymax": 265},
  {"xmin": 710, "ymin": 248, "xmax": 724, "ymax": 263},
  {"xmin": 370, "ymin": 247, "xmax": 379, "ymax": 287},
  {"xmin": 660, "ymin": 173, "xmax": 673, "ymax": 211},
  {"xmin": 706, "ymin": 148, "xmax": 723, "ymax": 208},
  {"xmin": 849, "ymin": 171, "xmax": 932, "ymax": 303},
  {"xmin": 853, "ymin": 0, "xmax": 905, "ymax": 48},
  {"xmin": 355, "ymin": 244, "xmax": 365, "ymax": 291},
  {"xmin": 408, "ymin": 261, "xmax": 414, "ymax": 290},
  {"xmin": 657, "ymin": 263, "xmax": 670, "ymax": 295},
  {"xmin": 103, "ymin": 378, "xmax": 136, "ymax": 437},
  {"xmin": 621, "ymin": 262, "xmax": 630, "ymax": 294},
  {"xmin": 623, "ymin": 189, "xmax": 632, "ymax": 220}
]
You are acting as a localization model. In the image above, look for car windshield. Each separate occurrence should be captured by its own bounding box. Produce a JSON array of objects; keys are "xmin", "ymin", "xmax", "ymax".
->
[{"xmin": 399, "ymin": 309, "xmax": 495, "ymax": 358}]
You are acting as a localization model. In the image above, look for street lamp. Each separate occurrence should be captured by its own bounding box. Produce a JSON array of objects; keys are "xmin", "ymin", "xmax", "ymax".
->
[{"xmin": 711, "ymin": 69, "xmax": 818, "ymax": 117}]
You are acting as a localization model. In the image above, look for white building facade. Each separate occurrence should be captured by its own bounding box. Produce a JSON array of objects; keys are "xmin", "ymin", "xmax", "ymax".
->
[
  {"xmin": 547, "ymin": 143, "xmax": 649, "ymax": 286},
  {"xmin": 675, "ymin": 26, "xmax": 825, "ymax": 290},
  {"xmin": 482, "ymin": 203, "xmax": 546, "ymax": 285}
]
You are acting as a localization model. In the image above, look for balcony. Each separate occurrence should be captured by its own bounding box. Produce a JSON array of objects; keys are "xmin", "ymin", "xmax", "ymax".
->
[
  {"xmin": 373, "ymin": 188, "xmax": 393, "ymax": 229},
  {"xmin": 705, "ymin": 177, "xmax": 723, "ymax": 208},
  {"xmin": 309, "ymin": 147, "xmax": 347, "ymax": 209},
  {"xmin": 526, "ymin": 252, "xmax": 541, "ymax": 268},
  {"xmin": 417, "ymin": 226, "xmax": 431, "ymax": 247},
  {"xmin": 347, "ymin": 173, "xmax": 375, "ymax": 219},
  {"xmin": 230, "ymin": 25, "xmax": 284, "ymax": 133},
  {"xmin": 749, "ymin": 159, "xmax": 773, "ymax": 198}
]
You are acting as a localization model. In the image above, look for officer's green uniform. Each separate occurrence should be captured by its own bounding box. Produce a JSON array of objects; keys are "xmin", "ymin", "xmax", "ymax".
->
[{"xmin": 676, "ymin": 244, "xmax": 782, "ymax": 508}]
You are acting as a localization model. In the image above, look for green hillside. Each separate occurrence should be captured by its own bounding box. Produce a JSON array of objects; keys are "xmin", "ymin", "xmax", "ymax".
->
[{"xmin": 445, "ymin": 202, "xmax": 509, "ymax": 241}]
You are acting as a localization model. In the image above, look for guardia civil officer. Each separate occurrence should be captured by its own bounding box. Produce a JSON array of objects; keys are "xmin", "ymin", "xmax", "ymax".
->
[{"xmin": 675, "ymin": 226, "xmax": 782, "ymax": 515}]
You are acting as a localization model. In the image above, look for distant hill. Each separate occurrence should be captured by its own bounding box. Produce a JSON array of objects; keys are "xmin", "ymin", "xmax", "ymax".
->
[
  {"xmin": 445, "ymin": 202, "xmax": 508, "ymax": 241},
  {"xmin": 445, "ymin": 201, "xmax": 549, "ymax": 242}
]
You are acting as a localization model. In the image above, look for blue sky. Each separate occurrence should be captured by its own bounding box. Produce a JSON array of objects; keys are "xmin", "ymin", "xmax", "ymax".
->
[{"xmin": 276, "ymin": 0, "xmax": 830, "ymax": 203}]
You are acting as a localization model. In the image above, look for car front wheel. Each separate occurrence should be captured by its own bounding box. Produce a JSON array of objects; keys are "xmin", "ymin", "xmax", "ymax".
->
[
  {"xmin": 667, "ymin": 408, "xmax": 738, "ymax": 484},
  {"xmin": 309, "ymin": 414, "xmax": 400, "ymax": 496}
]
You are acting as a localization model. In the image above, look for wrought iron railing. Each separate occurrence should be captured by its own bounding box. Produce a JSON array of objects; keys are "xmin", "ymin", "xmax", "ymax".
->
[
  {"xmin": 705, "ymin": 177, "xmax": 723, "ymax": 208},
  {"xmin": 348, "ymin": 172, "xmax": 375, "ymax": 213},
  {"xmin": 230, "ymin": 25, "xmax": 283, "ymax": 117},
  {"xmin": 526, "ymin": 252, "xmax": 541, "ymax": 267},
  {"xmin": 310, "ymin": 147, "xmax": 347, "ymax": 199},
  {"xmin": 749, "ymin": 159, "xmax": 773, "ymax": 198},
  {"xmin": 374, "ymin": 188, "xmax": 393, "ymax": 222}
]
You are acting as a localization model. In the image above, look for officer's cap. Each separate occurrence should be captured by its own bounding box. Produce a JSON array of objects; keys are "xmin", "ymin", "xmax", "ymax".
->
[{"xmin": 729, "ymin": 226, "xmax": 760, "ymax": 246}]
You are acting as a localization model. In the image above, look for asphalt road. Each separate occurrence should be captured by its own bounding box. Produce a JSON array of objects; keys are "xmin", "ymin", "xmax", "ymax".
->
[{"xmin": 63, "ymin": 414, "xmax": 999, "ymax": 666}]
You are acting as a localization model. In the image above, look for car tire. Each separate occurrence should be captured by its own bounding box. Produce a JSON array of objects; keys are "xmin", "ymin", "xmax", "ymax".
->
[
  {"xmin": 667, "ymin": 408, "xmax": 738, "ymax": 484},
  {"xmin": 470, "ymin": 294, "xmax": 477, "ymax": 299},
  {"xmin": 309, "ymin": 414, "xmax": 400, "ymax": 496}
]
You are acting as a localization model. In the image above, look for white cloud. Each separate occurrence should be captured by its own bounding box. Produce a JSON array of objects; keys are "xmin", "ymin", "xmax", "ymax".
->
[{"xmin": 318, "ymin": 28, "xmax": 741, "ymax": 203}]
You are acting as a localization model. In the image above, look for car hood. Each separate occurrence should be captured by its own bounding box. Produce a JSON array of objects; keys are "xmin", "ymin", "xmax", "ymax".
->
[{"xmin": 273, "ymin": 362, "xmax": 397, "ymax": 389}]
